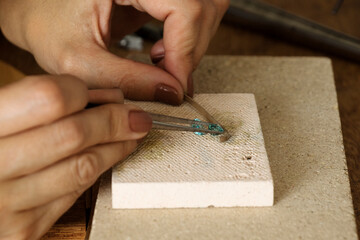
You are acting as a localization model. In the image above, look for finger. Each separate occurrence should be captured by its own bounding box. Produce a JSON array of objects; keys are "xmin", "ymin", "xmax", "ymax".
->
[
  {"xmin": 150, "ymin": 39, "xmax": 194, "ymax": 97},
  {"xmin": 4, "ymin": 140, "xmax": 137, "ymax": 211},
  {"xmin": 60, "ymin": 45, "xmax": 183, "ymax": 105},
  {"xmin": 159, "ymin": 7, "xmax": 200, "ymax": 92},
  {"xmin": 150, "ymin": 40, "xmax": 197, "ymax": 98},
  {"xmin": 127, "ymin": 0, "xmax": 228, "ymax": 94},
  {"xmin": 192, "ymin": 1, "xmax": 229, "ymax": 62},
  {"xmin": 88, "ymin": 89, "xmax": 124, "ymax": 104},
  {"xmin": 0, "ymin": 75, "xmax": 88, "ymax": 137},
  {"xmin": 117, "ymin": 0, "xmax": 202, "ymax": 92},
  {"xmin": 0, "ymin": 104, "xmax": 151, "ymax": 180}
]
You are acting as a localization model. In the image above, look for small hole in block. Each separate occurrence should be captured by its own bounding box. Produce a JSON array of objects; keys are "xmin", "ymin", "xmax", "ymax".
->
[{"xmin": 246, "ymin": 156, "xmax": 252, "ymax": 160}]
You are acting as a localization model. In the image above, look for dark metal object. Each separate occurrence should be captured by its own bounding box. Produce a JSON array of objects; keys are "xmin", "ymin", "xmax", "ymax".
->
[{"xmin": 224, "ymin": 0, "xmax": 360, "ymax": 62}]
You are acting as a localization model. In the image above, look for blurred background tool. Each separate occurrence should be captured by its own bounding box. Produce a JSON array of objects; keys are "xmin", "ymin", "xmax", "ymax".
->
[{"xmin": 225, "ymin": 0, "xmax": 360, "ymax": 62}]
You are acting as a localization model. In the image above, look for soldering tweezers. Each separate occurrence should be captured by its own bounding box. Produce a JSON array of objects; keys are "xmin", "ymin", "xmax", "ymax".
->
[{"xmin": 149, "ymin": 113, "xmax": 224, "ymax": 135}]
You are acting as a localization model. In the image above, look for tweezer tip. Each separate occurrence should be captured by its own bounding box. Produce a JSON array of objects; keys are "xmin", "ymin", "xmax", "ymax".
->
[{"xmin": 219, "ymin": 133, "xmax": 231, "ymax": 142}]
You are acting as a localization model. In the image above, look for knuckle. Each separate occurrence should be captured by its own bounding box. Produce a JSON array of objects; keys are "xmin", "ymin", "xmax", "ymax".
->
[
  {"xmin": 117, "ymin": 71, "xmax": 136, "ymax": 97},
  {"xmin": 103, "ymin": 104, "xmax": 121, "ymax": 140},
  {"xmin": 57, "ymin": 48, "xmax": 78, "ymax": 74},
  {"xmin": 29, "ymin": 76, "xmax": 67, "ymax": 120},
  {"xmin": 72, "ymin": 153, "xmax": 99, "ymax": 188},
  {"xmin": 57, "ymin": 119, "xmax": 86, "ymax": 152}
]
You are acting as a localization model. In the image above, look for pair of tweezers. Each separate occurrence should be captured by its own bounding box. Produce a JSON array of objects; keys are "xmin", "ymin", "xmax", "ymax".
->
[{"xmin": 149, "ymin": 113, "xmax": 224, "ymax": 135}]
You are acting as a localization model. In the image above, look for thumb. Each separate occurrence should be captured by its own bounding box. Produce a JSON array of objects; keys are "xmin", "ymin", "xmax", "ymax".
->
[{"xmin": 60, "ymin": 46, "xmax": 184, "ymax": 105}]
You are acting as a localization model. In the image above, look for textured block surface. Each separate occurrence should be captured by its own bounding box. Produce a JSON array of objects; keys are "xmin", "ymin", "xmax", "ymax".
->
[
  {"xmin": 112, "ymin": 94, "xmax": 273, "ymax": 208},
  {"xmin": 89, "ymin": 56, "xmax": 357, "ymax": 240}
]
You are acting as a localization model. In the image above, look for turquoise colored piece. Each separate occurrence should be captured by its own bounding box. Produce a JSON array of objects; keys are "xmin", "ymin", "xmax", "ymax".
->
[
  {"xmin": 208, "ymin": 123, "xmax": 224, "ymax": 135},
  {"xmin": 191, "ymin": 119, "xmax": 224, "ymax": 136},
  {"xmin": 192, "ymin": 118, "xmax": 205, "ymax": 135}
]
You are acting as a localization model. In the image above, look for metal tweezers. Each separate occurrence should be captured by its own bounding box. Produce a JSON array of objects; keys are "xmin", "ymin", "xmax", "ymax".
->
[{"xmin": 149, "ymin": 113, "xmax": 224, "ymax": 135}]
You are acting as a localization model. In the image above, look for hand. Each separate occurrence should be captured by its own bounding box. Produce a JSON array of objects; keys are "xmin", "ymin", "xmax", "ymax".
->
[
  {"xmin": 0, "ymin": 0, "xmax": 229, "ymax": 104},
  {"xmin": 0, "ymin": 75, "xmax": 151, "ymax": 239}
]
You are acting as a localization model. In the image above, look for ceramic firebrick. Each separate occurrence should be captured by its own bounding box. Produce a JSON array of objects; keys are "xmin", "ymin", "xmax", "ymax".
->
[{"xmin": 112, "ymin": 94, "xmax": 273, "ymax": 209}]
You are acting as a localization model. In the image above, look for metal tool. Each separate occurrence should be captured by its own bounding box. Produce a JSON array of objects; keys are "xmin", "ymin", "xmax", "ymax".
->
[
  {"xmin": 150, "ymin": 113, "xmax": 224, "ymax": 135},
  {"xmin": 225, "ymin": 0, "xmax": 360, "ymax": 62},
  {"xmin": 184, "ymin": 95, "xmax": 231, "ymax": 142}
]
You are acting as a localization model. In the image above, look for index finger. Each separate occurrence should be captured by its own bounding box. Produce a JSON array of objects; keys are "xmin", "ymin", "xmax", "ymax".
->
[
  {"xmin": 116, "ymin": 0, "xmax": 200, "ymax": 93},
  {"xmin": 0, "ymin": 75, "xmax": 88, "ymax": 137}
]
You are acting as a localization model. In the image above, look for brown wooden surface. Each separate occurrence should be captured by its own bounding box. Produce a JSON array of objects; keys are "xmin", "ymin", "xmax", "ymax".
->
[{"xmin": 0, "ymin": 0, "xmax": 360, "ymax": 238}]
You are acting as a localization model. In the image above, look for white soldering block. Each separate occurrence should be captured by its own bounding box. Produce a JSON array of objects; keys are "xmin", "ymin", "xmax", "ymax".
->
[{"xmin": 112, "ymin": 94, "xmax": 273, "ymax": 209}]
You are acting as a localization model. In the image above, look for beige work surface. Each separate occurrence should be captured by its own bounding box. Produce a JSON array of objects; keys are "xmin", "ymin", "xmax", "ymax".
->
[
  {"xmin": 89, "ymin": 56, "xmax": 357, "ymax": 239},
  {"xmin": 113, "ymin": 94, "xmax": 273, "ymax": 209}
]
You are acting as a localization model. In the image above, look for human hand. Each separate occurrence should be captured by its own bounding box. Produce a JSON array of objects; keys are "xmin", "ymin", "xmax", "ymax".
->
[
  {"xmin": 0, "ymin": 75, "xmax": 151, "ymax": 239},
  {"xmin": 0, "ymin": 0, "xmax": 229, "ymax": 104}
]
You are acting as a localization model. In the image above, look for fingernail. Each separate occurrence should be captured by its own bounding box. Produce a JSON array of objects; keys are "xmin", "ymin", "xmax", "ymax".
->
[
  {"xmin": 187, "ymin": 74, "xmax": 194, "ymax": 98},
  {"xmin": 151, "ymin": 54, "xmax": 165, "ymax": 64},
  {"xmin": 154, "ymin": 84, "xmax": 181, "ymax": 105},
  {"xmin": 129, "ymin": 111, "xmax": 153, "ymax": 132}
]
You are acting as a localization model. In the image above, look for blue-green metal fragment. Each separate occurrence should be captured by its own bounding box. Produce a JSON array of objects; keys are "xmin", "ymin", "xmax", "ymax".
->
[
  {"xmin": 192, "ymin": 118, "xmax": 205, "ymax": 135},
  {"xmin": 191, "ymin": 119, "xmax": 224, "ymax": 136},
  {"xmin": 208, "ymin": 123, "xmax": 224, "ymax": 135}
]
